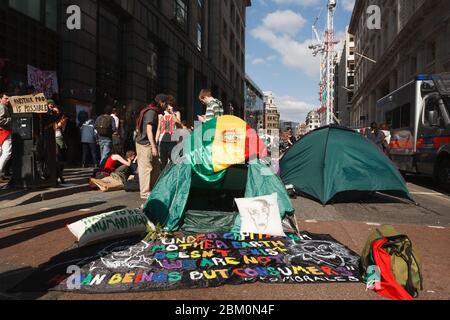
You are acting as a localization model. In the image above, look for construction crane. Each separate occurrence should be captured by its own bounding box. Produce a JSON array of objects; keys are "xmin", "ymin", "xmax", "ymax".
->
[{"xmin": 308, "ymin": 0, "xmax": 338, "ymax": 126}]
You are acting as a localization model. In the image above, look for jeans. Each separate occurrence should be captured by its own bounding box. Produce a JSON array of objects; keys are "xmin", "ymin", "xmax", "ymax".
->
[
  {"xmin": 82, "ymin": 143, "xmax": 98, "ymax": 166},
  {"xmin": 0, "ymin": 135, "xmax": 12, "ymax": 175},
  {"xmin": 98, "ymin": 137, "xmax": 112, "ymax": 165},
  {"xmin": 159, "ymin": 141, "xmax": 177, "ymax": 170}
]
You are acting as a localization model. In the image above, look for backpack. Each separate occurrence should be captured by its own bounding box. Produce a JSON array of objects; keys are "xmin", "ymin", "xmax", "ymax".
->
[
  {"xmin": 360, "ymin": 225, "xmax": 423, "ymax": 299},
  {"xmin": 96, "ymin": 115, "xmax": 113, "ymax": 137}
]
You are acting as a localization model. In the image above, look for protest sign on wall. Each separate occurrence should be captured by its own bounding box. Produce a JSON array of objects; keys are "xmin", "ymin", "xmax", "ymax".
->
[
  {"xmin": 12, "ymin": 232, "xmax": 361, "ymax": 293},
  {"xmin": 9, "ymin": 93, "xmax": 48, "ymax": 114},
  {"xmin": 27, "ymin": 65, "xmax": 59, "ymax": 99}
]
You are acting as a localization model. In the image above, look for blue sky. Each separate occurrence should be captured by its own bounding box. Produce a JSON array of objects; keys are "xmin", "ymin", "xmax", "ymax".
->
[{"xmin": 245, "ymin": 0, "xmax": 355, "ymax": 123}]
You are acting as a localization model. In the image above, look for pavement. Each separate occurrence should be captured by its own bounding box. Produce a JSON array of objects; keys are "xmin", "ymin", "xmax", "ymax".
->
[{"xmin": 0, "ymin": 173, "xmax": 449, "ymax": 300}]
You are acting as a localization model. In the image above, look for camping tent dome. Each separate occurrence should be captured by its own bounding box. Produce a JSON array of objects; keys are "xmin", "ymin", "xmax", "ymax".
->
[
  {"xmin": 280, "ymin": 125, "xmax": 413, "ymax": 205},
  {"xmin": 143, "ymin": 115, "xmax": 294, "ymax": 233}
]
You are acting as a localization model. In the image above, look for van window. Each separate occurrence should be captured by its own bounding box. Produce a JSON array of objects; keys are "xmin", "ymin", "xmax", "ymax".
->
[
  {"xmin": 423, "ymin": 96, "xmax": 444, "ymax": 127},
  {"xmin": 385, "ymin": 103, "xmax": 411, "ymax": 129}
]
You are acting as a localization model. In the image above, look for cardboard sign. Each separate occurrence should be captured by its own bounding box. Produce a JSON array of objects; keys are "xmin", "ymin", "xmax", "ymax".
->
[{"xmin": 9, "ymin": 94, "xmax": 48, "ymax": 114}]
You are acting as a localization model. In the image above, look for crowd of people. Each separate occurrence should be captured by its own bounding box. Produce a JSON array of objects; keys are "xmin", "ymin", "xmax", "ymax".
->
[{"xmin": 0, "ymin": 89, "xmax": 225, "ymax": 202}]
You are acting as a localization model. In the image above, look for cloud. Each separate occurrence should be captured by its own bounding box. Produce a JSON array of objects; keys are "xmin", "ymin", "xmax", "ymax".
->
[
  {"xmin": 262, "ymin": 10, "xmax": 307, "ymax": 35},
  {"xmin": 341, "ymin": 0, "xmax": 355, "ymax": 12},
  {"xmin": 276, "ymin": 95, "xmax": 316, "ymax": 123},
  {"xmin": 250, "ymin": 55, "xmax": 279, "ymax": 65},
  {"xmin": 272, "ymin": 0, "xmax": 321, "ymax": 7},
  {"xmin": 251, "ymin": 18, "xmax": 320, "ymax": 76}
]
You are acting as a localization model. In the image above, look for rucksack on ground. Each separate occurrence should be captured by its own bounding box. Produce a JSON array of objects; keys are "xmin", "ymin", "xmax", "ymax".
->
[
  {"xmin": 360, "ymin": 225, "xmax": 423, "ymax": 300},
  {"xmin": 96, "ymin": 115, "xmax": 113, "ymax": 137}
]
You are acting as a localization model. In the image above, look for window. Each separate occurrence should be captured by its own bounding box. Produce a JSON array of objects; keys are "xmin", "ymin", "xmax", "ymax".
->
[
  {"xmin": 197, "ymin": 23, "xmax": 202, "ymax": 51},
  {"xmin": 423, "ymin": 96, "xmax": 444, "ymax": 127},
  {"xmin": 385, "ymin": 104, "xmax": 411, "ymax": 129},
  {"xmin": 9, "ymin": 0, "xmax": 41, "ymax": 21},
  {"xmin": 223, "ymin": 20, "xmax": 228, "ymax": 40},
  {"xmin": 174, "ymin": 0, "xmax": 188, "ymax": 31},
  {"xmin": 45, "ymin": 0, "xmax": 57, "ymax": 31}
]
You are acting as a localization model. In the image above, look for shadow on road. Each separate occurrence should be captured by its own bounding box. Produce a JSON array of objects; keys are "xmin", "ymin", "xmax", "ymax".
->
[
  {"xmin": 405, "ymin": 175, "xmax": 450, "ymax": 196},
  {"xmin": 0, "ymin": 202, "xmax": 107, "ymax": 230},
  {"xmin": 0, "ymin": 205, "xmax": 126, "ymax": 250}
]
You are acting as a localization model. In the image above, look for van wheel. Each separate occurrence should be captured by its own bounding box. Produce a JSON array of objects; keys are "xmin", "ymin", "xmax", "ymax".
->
[{"xmin": 436, "ymin": 159, "xmax": 450, "ymax": 192}]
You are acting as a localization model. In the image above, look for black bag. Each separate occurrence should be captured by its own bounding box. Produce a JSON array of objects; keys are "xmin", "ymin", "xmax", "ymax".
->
[{"xmin": 96, "ymin": 115, "xmax": 113, "ymax": 137}]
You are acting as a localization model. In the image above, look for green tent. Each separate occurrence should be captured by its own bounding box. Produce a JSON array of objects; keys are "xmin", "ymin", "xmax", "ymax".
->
[
  {"xmin": 143, "ymin": 116, "xmax": 295, "ymax": 233},
  {"xmin": 280, "ymin": 126, "xmax": 413, "ymax": 205}
]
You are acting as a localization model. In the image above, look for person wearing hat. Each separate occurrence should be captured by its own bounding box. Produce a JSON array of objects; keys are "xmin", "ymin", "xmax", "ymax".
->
[{"xmin": 135, "ymin": 94, "xmax": 167, "ymax": 200}]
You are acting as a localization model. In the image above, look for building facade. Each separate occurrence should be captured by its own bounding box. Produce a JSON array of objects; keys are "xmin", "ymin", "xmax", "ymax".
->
[
  {"xmin": 349, "ymin": 0, "xmax": 450, "ymax": 128},
  {"xmin": 335, "ymin": 29, "xmax": 355, "ymax": 127},
  {"xmin": 263, "ymin": 91, "xmax": 280, "ymax": 136},
  {"xmin": 306, "ymin": 110, "xmax": 320, "ymax": 131},
  {"xmin": 0, "ymin": 0, "xmax": 251, "ymax": 127},
  {"xmin": 244, "ymin": 74, "xmax": 264, "ymax": 132}
]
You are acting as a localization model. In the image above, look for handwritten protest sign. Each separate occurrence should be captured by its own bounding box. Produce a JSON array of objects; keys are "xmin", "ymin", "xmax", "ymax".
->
[
  {"xmin": 9, "ymin": 94, "xmax": 48, "ymax": 114},
  {"xmin": 27, "ymin": 65, "xmax": 59, "ymax": 99}
]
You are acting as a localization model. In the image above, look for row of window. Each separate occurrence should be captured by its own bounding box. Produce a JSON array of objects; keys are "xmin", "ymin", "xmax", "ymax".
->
[{"xmin": 8, "ymin": 0, "xmax": 57, "ymax": 31}]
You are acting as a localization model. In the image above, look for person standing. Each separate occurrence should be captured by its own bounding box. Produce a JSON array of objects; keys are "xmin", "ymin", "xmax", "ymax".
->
[
  {"xmin": 135, "ymin": 94, "xmax": 167, "ymax": 200},
  {"xmin": 366, "ymin": 122, "xmax": 386, "ymax": 152},
  {"xmin": 286, "ymin": 128, "xmax": 297, "ymax": 147},
  {"xmin": 156, "ymin": 95, "xmax": 181, "ymax": 170},
  {"xmin": 0, "ymin": 93, "xmax": 12, "ymax": 183},
  {"xmin": 95, "ymin": 106, "xmax": 116, "ymax": 166},
  {"xmin": 80, "ymin": 117, "xmax": 98, "ymax": 168},
  {"xmin": 197, "ymin": 89, "xmax": 224, "ymax": 123}
]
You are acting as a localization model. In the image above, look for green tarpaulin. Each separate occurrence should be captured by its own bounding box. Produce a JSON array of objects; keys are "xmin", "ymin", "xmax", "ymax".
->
[{"xmin": 280, "ymin": 126, "xmax": 413, "ymax": 205}]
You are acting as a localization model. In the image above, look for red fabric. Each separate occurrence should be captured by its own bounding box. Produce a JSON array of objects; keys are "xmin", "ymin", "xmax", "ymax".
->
[
  {"xmin": 245, "ymin": 125, "xmax": 268, "ymax": 160},
  {"xmin": 103, "ymin": 156, "xmax": 118, "ymax": 174},
  {"xmin": 0, "ymin": 129, "xmax": 11, "ymax": 145},
  {"xmin": 161, "ymin": 114, "xmax": 175, "ymax": 136},
  {"xmin": 372, "ymin": 239, "xmax": 414, "ymax": 300}
]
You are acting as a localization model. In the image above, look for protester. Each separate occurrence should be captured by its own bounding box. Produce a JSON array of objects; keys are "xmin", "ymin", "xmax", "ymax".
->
[
  {"xmin": 287, "ymin": 128, "xmax": 297, "ymax": 147},
  {"xmin": 80, "ymin": 117, "xmax": 98, "ymax": 168},
  {"xmin": 380, "ymin": 124, "xmax": 391, "ymax": 152},
  {"xmin": 95, "ymin": 106, "xmax": 117, "ymax": 165},
  {"xmin": 156, "ymin": 95, "xmax": 182, "ymax": 170},
  {"xmin": 135, "ymin": 94, "xmax": 167, "ymax": 200},
  {"xmin": 197, "ymin": 89, "xmax": 224, "ymax": 123},
  {"xmin": 47, "ymin": 100, "xmax": 68, "ymax": 184},
  {"xmin": 89, "ymin": 151, "xmax": 138, "ymax": 192},
  {"xmin": 0, "ymin": 93, "xmax": 12, "ymax": 183},
  {"xmin": 366, "ymin": 122, "xmax": 386, "ymax": 151},
  {"xmin": 111, "ymin": 107, "xmax": 123, "ymax": 155}
]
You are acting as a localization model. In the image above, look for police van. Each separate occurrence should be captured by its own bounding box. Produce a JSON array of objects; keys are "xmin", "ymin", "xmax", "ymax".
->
[{"xmin": 376, "ymin": 73, "xmax": 450, "ymax": 190}]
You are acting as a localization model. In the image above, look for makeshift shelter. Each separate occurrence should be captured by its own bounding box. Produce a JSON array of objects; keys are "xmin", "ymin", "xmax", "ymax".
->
[
  {"xmin": 144, "ymin": 116, "xmax": 295, "ymax": 233},
  {"xmin": 280, "ymin": 126, "xmax": 413, "ymax": 205}
]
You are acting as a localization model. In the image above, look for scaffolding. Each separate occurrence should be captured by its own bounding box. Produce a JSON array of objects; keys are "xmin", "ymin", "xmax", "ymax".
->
[{"xmin": 309, "ymin": 0, "xmax": 338, "ymax": 126}]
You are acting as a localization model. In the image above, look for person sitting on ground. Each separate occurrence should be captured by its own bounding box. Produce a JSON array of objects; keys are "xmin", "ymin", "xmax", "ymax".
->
[{"xmin": 89, "ymin": 151, "xmax": 138, "ymax": 192}]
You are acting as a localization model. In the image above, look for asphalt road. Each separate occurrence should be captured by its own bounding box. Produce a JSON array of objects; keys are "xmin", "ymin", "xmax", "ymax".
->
[{"xmin": 0, "ymin": 176, "xmax": 449, "ymax": 300}]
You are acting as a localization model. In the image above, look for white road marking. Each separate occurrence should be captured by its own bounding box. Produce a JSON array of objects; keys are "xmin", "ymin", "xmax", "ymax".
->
[
  {"xmin": 410, "ymin": 192, "xmax": 444, "ymax": 196},
  {"xmin": 305, "ymin": 220, "xmax": 318, "ymax": 223},
  {"xmin": 39, "ymin": 208, "xmax": 51, "ymax": 211},
  {"xmin": 428, "ymin": 226, "xmax": 445, "ymax": 229},
  {"xmin": 366, "ymin": 223, "xmax": 381, "ymax": 226},
  {"xmin": 79, "ymin": 209, "xmax": 92, "ymax": 212}
]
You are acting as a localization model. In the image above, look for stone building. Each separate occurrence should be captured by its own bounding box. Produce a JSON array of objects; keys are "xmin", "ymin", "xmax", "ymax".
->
[
  {"xmin": 263, "ymin": 91, "xmax": 280, "ymax": 136},
  {"xmin": 348, "ymin": 0, "xmax": 450, "ymax": 128},
  {"xmin": 306, "ymin": 110, "xmax": 320, "ymax": 132},
  {"xmin": 0, "ymin": 0, "xmax": 251, "ymax": 126}
]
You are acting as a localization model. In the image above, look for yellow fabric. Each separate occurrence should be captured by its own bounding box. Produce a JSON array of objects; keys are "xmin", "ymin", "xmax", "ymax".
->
[{"xmin": 212, "ymin": 115, "xmax": 247, "ymax": 173}]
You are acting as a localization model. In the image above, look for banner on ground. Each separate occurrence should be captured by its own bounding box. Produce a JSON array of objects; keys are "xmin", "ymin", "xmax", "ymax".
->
[
  {"xmin": 9, "ymin": 93, "xmax": 48, "ymax": 114},
  {"xmin": 12, "ymin": 232, "xmax": 361, "ymax": 293},
  {"xmin": 27, "ymin": 65, "xmax": 59, "ymax": 99}
]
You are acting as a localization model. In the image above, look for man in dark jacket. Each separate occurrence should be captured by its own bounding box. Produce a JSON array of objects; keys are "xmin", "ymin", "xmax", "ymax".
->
[{"xmin": 95, "ymin": 106, "xmax": 117, "ymax": 165}]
